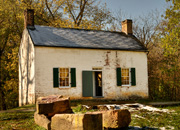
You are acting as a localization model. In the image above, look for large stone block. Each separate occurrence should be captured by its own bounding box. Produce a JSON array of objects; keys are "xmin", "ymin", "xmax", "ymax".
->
[
  {"xmin": 103, "ymin": 109, "xmax": 131, "ymax": 129},
  {"xmin": 51, "ymin": 113, "xmax": 102, "ymax": 130},
  {"xmin": 34, "ymin": 112, "xmax": 51, "ymax": 130},
  {"xmin": 87, "ymin": 109, "xmax": 131, "ymax": 129},
  {"xmin": 36, "ymin": 95, "xmax": 73, "ymax": 118}
]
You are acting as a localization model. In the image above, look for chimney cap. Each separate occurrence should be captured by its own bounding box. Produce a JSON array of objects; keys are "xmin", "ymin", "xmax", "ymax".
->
[{"xmin": 122, "ymin": 19, "xmax": 132, "ymax": 23}]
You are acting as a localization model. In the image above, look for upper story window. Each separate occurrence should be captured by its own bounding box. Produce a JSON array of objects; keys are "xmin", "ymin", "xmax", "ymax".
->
[{"xmin": 59, "ymin": 68, "xmax": 70, "ymax": 87}]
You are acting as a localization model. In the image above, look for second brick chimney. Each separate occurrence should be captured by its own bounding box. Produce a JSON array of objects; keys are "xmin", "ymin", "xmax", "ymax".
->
[
  {"xmin": 24, "ymin": 9, "xmax": 35, "ymax": 29},
  {"xmin": 121, "ymin": 19, "xmax": 132, "ymax": 35}
]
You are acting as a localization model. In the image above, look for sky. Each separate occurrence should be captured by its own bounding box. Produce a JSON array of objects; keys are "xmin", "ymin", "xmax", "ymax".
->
[{"xmin": 101, "ymin": 0, "xmax": 169, "ymax": 19}]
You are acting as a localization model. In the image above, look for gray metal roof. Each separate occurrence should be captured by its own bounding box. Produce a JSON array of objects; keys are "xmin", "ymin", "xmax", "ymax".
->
[{"xmin": 28, "ymin": 25, "xmax": 147, "ymax": 51}]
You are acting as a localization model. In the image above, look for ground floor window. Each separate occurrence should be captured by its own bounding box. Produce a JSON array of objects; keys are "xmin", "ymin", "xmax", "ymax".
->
[
  {"xmin": 53, "ymin": 68, "xmax": 76, "ymax": 88},
  {"xmin": 121, "ymin": 68, "xmax": 130, "ymax": 86},
  {"xmin": 59, "ymin": 68, "xmax": 70, "ymax": 87},
  {"xmin": 116, "ymin": 67, "xmax": 136, "ymax": 86}
]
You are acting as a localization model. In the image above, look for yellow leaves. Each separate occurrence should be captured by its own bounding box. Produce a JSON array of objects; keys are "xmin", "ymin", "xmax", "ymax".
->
[{"xmin": 64, "ymin": 7, "xmax": 68, "ymax": 13}]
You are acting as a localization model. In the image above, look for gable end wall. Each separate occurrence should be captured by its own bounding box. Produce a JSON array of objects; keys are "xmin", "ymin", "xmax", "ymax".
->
[{"xmin": 19, "ymin": 29, "xmax": 35, "ymax": 106}]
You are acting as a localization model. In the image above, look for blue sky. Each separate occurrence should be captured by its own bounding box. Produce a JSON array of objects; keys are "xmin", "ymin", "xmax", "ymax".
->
[{"xmin": 101, "ymin": 0, "xmax": 168, "ymax": 18}]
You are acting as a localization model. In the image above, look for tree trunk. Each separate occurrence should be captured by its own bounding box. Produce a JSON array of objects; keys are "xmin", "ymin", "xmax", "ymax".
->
[{"xmin": 0, "ymin": 55, "xmax": 6, "ymax": 110}]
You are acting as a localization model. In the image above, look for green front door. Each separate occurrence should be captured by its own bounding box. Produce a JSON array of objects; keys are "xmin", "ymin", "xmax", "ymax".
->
[{"xmin": 82, "ymin": 71, "xmax": 93, "ymax": 97}]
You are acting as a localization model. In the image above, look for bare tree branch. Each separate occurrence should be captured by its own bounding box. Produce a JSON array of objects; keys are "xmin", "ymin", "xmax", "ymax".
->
[
  {"xmin": 75, "ymin": 0, "xmax": 88, "ymax": 26},
  {"xmin": 66, "ymin": 0, "xmax": 76, "ymax": 23},
  {"xmin": 45, "ymin": 0, "xmax": 55, "ymax": 20}
]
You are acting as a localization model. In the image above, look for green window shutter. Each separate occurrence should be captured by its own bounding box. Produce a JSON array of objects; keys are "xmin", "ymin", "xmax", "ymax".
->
[
  {"xmin": 71, "ymin": 68, "xmax": 76, "ymax": 87},
  {"xmin": 116, "ymin": 68, "xmax": 122, "ymax": 86},
  {"xmin": 131, "ymin": 68, "xmax": 136, "ymax": 86},
  {"xmin": 53, "ymin": 68, "xmax": 59, "ymax": 88},
  {"xmin": 82, "ymin": 71, "xmax": 93, "ymax": 97}
]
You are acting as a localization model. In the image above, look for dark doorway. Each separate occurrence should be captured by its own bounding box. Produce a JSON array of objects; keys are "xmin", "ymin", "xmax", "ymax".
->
[{"xmin": 95, "ymin": 72, "xmax": 102, "ymax": 96}]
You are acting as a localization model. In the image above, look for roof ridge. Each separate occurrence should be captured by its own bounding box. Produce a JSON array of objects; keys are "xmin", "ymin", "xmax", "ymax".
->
[{"xmin": 34, "ymin": 25, "xmax": 128, "ymax": 36}]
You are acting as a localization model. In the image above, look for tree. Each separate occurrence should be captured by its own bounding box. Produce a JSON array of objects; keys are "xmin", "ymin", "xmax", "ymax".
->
[
  {"xmin": 0, "ymin": 0, "xmax": 23, "ymax": 110},
  {"xmin": 133, "ymin": 10, "xmax": 161, "ymax": 48},
  {"xmin": 159, "ymin": 0, "xmax": 180, "ymax": 100}
]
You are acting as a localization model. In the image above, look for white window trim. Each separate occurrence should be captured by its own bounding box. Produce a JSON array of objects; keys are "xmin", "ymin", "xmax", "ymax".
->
[
  {"xmin": 121, "ymin": 68, "xmax": 131, "ymax": 86},
  {"xmin": 59, "ymin": 67, "xmax": 71, "ymax": 88},
  {"xmin": 92, "ymin": 67, "xmax": 102, "ymax": 71}
]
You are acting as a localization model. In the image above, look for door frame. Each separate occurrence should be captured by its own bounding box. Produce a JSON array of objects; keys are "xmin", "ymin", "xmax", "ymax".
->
[{"xmin": 93, "ymin": 70, "xmax": 103, "ymax": 97}]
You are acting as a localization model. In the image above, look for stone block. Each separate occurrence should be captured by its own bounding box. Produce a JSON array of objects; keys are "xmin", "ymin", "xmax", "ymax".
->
[
  {"xmin": 36, "ymin": 95, "xmax": 73, "ymax": 118},
  {"xmin": 51, "ymin": 113, "xmax": 102, "ymax": 130},
  {"xmin": 87, "ymin": 109, "xmax": 131, "ymax": 129},
  {"xmin": 103, "ymin": 109, "xmax": 131, "ymax": 129},
  {"xmin": 34, "ymin": 112, "xmax": 51, "ymax": 130}
]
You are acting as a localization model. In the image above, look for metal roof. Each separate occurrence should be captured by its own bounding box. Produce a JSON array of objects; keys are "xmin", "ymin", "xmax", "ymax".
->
[{"xmin": 28, "ymin": 25, "xmax": 147, "ymax": 51}]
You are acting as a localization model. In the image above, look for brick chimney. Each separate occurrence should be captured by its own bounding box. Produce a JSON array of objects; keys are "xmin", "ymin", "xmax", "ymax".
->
[
  {"xmin": 121, "ymin": 19, "xmax": 132, "ymax": 35},
  {"xmin": 24, "ymin": 9, "xmax": 35, "ymax": 29}
]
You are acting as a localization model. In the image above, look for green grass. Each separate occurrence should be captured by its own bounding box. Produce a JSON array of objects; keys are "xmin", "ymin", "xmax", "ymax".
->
[
  {"xmin": 0, "ymin": 104, "xmax": 180, "ymax": 129},
  {"xmin": 0, "ymin": 111, "xmax": 45, "ymax": 130},
  {"xmin": 130, "ymin": 106, "xmax": 180, "ymax": 129},
  {"xmin": 11, "ymin": 104, "xmax": 36, "ymax": 110}
]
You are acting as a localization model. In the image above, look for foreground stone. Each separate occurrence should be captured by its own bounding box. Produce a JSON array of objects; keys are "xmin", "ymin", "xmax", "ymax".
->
[
  {"xmin": 36, "ymin": 95, "xmax": 73, "ymax": 118},
  {"xmin": 87, "ymin": 109, "xmax": 131, "ymax": 129},
  {"xmin": 51, "ymin": 113, "xmax": 102, "ymax": 130},
  {"xmin": 103, "ymin": 109, "xmax": 131, "ymax": 129},
  {"xmin": 34, "ymin": 112, "xmax": 51, "ymax": 130}
]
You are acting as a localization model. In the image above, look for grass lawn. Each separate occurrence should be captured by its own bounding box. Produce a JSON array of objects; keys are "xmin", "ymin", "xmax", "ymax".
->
[
  {"xmin": 0, "ymin": 104, "xmax": 180, "ymax": 130},
  {"xmin": 130, "ymin": 106, "xmax": 180, "ymax": 129}
]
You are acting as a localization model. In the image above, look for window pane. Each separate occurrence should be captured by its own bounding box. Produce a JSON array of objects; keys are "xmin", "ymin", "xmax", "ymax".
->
[
  {"xmin": 65, "ymin": 68, "xmax": 69, "ymax": 72},
  {"xmin": 66, "ymin": 80, "xmax": 69, "ymax": 86},
  {"xmin": 60, "ymin": 72, "xmax": 64, "ymax": 78},
  {"xmin": 60, "ymin": 68, "xmax": 63, "ymax": 72},
  {"xmin": 60, "ymin": 81, "xmax": 63, "ymax": 86},
  {"xmin": 65, "ymin": 72, "xmax": 69, "ymax": 78}
]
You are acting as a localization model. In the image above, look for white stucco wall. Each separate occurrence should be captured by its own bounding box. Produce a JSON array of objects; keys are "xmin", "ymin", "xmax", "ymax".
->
[
  {"xmin": 34, "ymin": 47, "xmax": 148, "ymax": 100},
  {"xmin": 19, "ymin": 29, "xmax": 35, "ymax": 106}
]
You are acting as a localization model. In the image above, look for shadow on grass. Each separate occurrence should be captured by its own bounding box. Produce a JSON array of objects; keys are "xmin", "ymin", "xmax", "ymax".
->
[
  {"xmin": 128, "ymin": 126, "xmax": 158, "ymax": 130},
  {"xmin": 0, "ymin": 111, "xmax": 34, "ymax": 121},
  {"xmin": 104, "ymin": 126, "xmax": 158, "ymax": 130}
]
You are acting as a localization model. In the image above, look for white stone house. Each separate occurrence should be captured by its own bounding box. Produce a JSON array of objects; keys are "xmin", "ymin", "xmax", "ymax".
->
[{"xmin": 19, "ymin": 9, "xmax": 148, "ymax": 106}]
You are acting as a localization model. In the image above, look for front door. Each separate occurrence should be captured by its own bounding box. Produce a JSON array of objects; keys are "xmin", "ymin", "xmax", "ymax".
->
[
  {"xmin": 95, "ymin": 72, "xmax": 102, "ymax": 96},
  {"xmin": 82, "ymin": 71, "xmax": 93, "ymax": 97},
  {"xmin": 82, "ymin": 71, "xmax": 103, "ymax": 97}
]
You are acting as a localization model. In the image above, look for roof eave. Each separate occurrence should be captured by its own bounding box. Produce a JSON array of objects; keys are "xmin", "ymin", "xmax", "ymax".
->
[{"xmin": 34, "ymin": 44, "xmax": 148, "ymax": 52}]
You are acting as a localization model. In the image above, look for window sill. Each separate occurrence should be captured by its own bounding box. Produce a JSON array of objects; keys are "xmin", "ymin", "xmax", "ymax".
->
[
  {"xmin": 122, "ymin": 85, "xmax": 131, "ymax": 87},
  {"xmin": 58, "ymin": 87, "xmax": 71, "ymax": 89}
]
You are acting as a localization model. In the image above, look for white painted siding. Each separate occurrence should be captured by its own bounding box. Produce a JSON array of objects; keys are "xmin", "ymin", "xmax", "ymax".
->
[
  {"xmin": 34, "ymin": 47, "xmax": 148, "ymax": 100},
  {"xmin": 19, "ymin": 29, "xmax": 35, "ymax": 106}
]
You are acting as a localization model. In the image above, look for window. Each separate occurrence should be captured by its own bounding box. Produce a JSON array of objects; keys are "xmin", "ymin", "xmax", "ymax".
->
[
  {"xmin": 121, "ymin": 68, "xmax": 130, "ymax": 86},
  {"xmin": 53, "ymin": 68, "xmax": 76, "ymax": 88},
  {"xmin": 116, "ymin": 68, "xmax": 136, "ymax": 86},
  {"xmin": 59, "ymin": 68, "xmax": 70, "ymax": 87}
]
